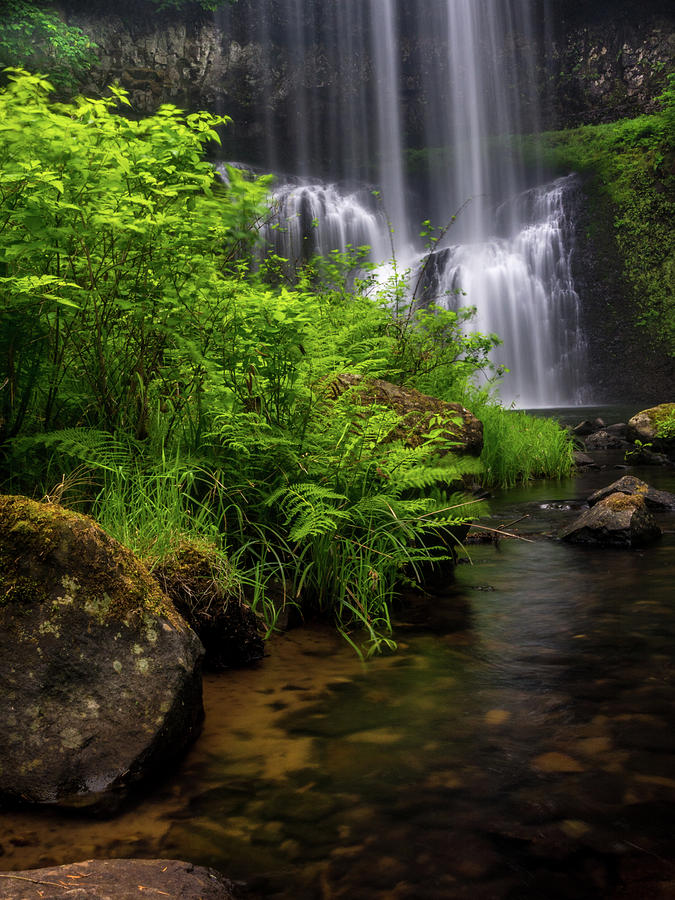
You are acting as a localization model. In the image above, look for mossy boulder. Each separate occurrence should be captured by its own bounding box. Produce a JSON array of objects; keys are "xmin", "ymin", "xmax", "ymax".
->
[
  {"xmin": 0, "ymin": 859, "xmax": 237, "ymax": 900},
  {"xmin": 329, "ymin": 373, "xmax": 483, "ymax": 456},
  {"xmin": 0, "ymin": 494, "xmax": 204, "ymax": 811},
  {"xmin": 627, "ymin": 403, "xmax": 675, "ymax": 458},
  {"xmin": 558, "ymin": 492, "xmax": 661, "ymax": 547},
  {"xmin": 152, "ymin": 540, "xmax": 265, "ymax": 670},
  {"xmin": 588, "ymin": 475, "xmax": 675, "ymax": 511}
]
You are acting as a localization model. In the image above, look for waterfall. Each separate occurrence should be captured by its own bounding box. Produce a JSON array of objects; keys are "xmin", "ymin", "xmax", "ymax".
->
[
  {"xmin": 259, "ymin": 179, "xmax": 389, "ymax": 264},
  {"xmin": 219, "ymin": 0, "xmax": 588, "ymax": 406}
]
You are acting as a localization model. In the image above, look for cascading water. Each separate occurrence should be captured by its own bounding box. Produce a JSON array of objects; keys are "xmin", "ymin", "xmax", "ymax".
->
[
  {"xmin": 217, "ymin": 0, "xmax": 588, "ymax": 405},
  {"xmin": 259, "ymin": 180, "xmax": 389, "ymax": 263}
]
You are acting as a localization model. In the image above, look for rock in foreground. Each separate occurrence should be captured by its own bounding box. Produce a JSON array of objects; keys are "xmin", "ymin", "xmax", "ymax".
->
[
  {"xmin": 558, "ymin": 492, "xmax": 661, "ymax": 548},
  {"xmin": 588, "ymin": 475, "xmax": 675, "ymax": 511},
  {"xmin": 0, "ymin": 495, "xmax": 204, "ymax": 810},
  {"xmin": 0, "ymin": 859, "xmax": 237, "ymax": 899}
]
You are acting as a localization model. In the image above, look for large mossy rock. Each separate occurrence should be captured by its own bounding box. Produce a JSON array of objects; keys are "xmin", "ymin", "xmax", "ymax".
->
[
  {"xmin": 628, "ymin": 403, "xmax": 675, "ymax": 457},
  {"xmin": 0, "ymin": 495, "xmax": 204, "ymax": 810},
  {"xmin": 558, "ymin": 492, "xmax": 661, "ymax": 548},
  {"xmin": 330, "ymin": 374, "xmax": 483, "ymax": 456},
  {"xmin": 0, "ymin": 859, "xmax": 237, "ymax": 899},
  {"xmin": 588, "ymin": 475, "xmax": 675, "ymax": 511},
  {"xmin": 152, "ymin": 540, "xmax": 265, "ymax": 671}
]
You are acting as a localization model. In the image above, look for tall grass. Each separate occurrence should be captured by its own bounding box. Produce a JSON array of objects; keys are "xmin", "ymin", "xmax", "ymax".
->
[{"xmin": 476, "ymin": 404, "xmax": 575, "ymax": 488}]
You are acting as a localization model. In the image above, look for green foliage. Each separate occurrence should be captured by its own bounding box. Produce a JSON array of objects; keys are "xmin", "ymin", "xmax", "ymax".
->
[
  {"xmin": 0, "ymin": 71, "xmax": 574, "ymax": 652},
  {"xmin": 0, "ymin": 70, "xmax": 269, "ymax": 447},
  {"xmin": 0, "ymin": 3, "xmax": 97, "ymax": 93},
  {"xmin": 531, "ymin": 76, "xmax": 675, "ymax": 354},
  {"xmin": 654, "ymin": 408, "xmax": 675, "ymax": 440},
  {"xmin": 451, "ymin": 389, "xmax": 575, "ymax": 488}
]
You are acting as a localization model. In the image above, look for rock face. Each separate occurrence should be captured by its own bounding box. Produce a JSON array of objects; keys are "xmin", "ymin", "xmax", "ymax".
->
[
  {"xmin": 558, "ymin": 492, "xmax": 661, "ymax": 547},
  {"xmin": 0, "ymin": 495, "xmax": 204, "ymax": 810},
  {"xmin": 329, "ymin": 373, "xmax": 483, "ymax": 457},
  {"xmin": 0, "ymin": 859, "xmax": 237, "ymax": 900},
  {"xmin": 628, "ymin": 403, "xmax": 675, "ymax": 457},
  {"xmin": 588, "ymin": 475, "xmax": 675, "ymax": 510},
  {"xmin": 152, "ymin": 540, "xmax": 265, "ymax": 671}
]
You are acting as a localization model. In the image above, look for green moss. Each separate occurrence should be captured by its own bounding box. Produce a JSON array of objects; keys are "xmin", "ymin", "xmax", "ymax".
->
[
  {"xmin": 0, "ymin": 494, "xmax": 183, "ymax": 628},
  {"xmin": 518, "ymin": 82, "xmax": 675, "ymax": 354}
]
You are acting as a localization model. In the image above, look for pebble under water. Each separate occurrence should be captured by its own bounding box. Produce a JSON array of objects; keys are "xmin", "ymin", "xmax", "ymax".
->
[{"xmin": 1, "ymin": 453, "xmax": 674, "ymax": 898}]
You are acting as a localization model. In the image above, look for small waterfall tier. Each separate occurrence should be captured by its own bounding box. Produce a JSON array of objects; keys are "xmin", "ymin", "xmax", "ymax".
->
[
  {"xmin": 259, "ymin": 179, "xmax": 389, "ymax": 263},
  {"xmin": 417, "ymin": 177, "xmax": 587, "ymax": 407}
]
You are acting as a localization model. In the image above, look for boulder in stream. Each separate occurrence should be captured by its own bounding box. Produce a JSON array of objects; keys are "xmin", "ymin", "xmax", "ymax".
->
[
  {"xmin": 583, "ymin": 429, "xmax": 631, "ymax": 451},
  {"xmin": 628, "ymin": 403, "xmax": 675, "ymax": 458},
  {"xmin": 0, "ymin": 495, "xmax": 204, "ymax": 811},
  {"xmin": 0, "ymin": 859, "xmax": 238, "ymax": 899},
  {"xmin": 588, "ymin": 475, "xmax": 675, "ymax": 511},
  {"xmin": 558, "ymin": 492, "xmax": 661, "ymax": 547}
]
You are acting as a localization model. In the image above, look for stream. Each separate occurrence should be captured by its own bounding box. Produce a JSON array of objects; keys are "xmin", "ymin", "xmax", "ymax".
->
[{"xmin": 1, "ymin": 412, "xmax": 674, "ymax": 898}]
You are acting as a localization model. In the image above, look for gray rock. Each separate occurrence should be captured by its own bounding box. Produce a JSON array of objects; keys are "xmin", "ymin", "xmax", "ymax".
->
[
  {"xmin": 0, "ymin": 495, "xmax": 204, "ymax": 811},
  {"xmin": 571, "ymin": 418, "xmax": 605, "ymax": 436},
  {"xmin": 588, "ymin": 475, "xmax": 675, "ymax": 510},
  {"xmin": 583, "ymin": 429, "xmax": 631, "ymax": 450},
  {"xmin": 573, "ymin": 450, "xmax": 597, "ymax": 468},
  {"xmin": 558, "ymin": 492, "xmax": 661, "ymax": 547},
  {"xmin": 0, "ymin": 859, "xmax": 237, "ymax": 899}
]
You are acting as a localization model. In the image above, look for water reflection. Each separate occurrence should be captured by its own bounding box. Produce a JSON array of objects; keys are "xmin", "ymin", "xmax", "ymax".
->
[{"xmin": 1, "ymin": 465, "xmax": 674, "ymax": 898}]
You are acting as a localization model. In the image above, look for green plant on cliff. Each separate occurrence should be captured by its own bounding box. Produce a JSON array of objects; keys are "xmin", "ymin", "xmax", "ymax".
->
[
  {"xmin": 0, "ymin": 2, "xmax": 97, "ymax": 92},
  {"xmin": 533, "ymin": 74, "xmax": 675, "ymax": 354}
]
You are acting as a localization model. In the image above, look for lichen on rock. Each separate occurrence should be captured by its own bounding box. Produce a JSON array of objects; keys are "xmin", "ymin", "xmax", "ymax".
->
[{"xmin": 0, "ymin": 494, "xmax": 204, "ymax": 811}]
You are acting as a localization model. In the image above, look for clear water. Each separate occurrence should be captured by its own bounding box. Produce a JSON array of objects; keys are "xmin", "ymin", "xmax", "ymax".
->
[{"xmin": 2, "ymin": 457, "xmax": 674, "ymax": 898}]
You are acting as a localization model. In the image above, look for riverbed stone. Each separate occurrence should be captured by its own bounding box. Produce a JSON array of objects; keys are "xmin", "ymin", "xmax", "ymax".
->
[
  {"xmin": 0, "ymin": 495, "xmax": 204, "ymax": 810},
  {"xmin": 0, "ymin": 858, "xmax": 237, "ymax": 899},
  {"xmin": 152, "ymin": 540, "xmax": 264, "ymax": 670},
  {"xmin": 329, "ymin": 373, "xmax": 483, "ymax": 456},
  {"xmin": 571, "ymin": 418, "xmax": 605, "ymax": 437},
  {"xmin": 588, "ymin": 475, "xmax": 675, "ymax": 511},
  {"xmin": 583, "ymin": 429, "xmax": 631, "ymax": 450},
  {"xmin": 558, "ymin": 492, "xmax": 661, "ymax": 547}
]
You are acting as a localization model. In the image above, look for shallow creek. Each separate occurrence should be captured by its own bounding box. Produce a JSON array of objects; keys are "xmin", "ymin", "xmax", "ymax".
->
[{"xmin": 1, "ymin": 430, "xmax": 674, "ymax": 898}]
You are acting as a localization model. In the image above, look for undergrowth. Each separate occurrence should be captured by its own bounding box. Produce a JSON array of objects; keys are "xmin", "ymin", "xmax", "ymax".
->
[{"xmin": 0, "ymin": 70, "xmax": 574, "ymax": 654}]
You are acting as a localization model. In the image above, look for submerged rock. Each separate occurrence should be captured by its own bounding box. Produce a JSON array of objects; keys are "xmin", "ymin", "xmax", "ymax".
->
[
  {"xmin": 588, "ymin": 475, "xmax": 675, "ymax": 511},
  {"xmin": 558, "ymin": 492, "xmax": 661, "ymax": 548},
  {"xmin": 152, "ymin": 540, "xmax": 265, "ymax": 670},
  {"xmin": 0, "ymin": 495, "xmax": 204, "ymax": 810},
  {"xmin": 0, "ymin": 859, "xmax": 237, "ymax": 899},
  {"xmin": 329, "ymin": 373, "xmax": 483, "ymax": 456}
]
